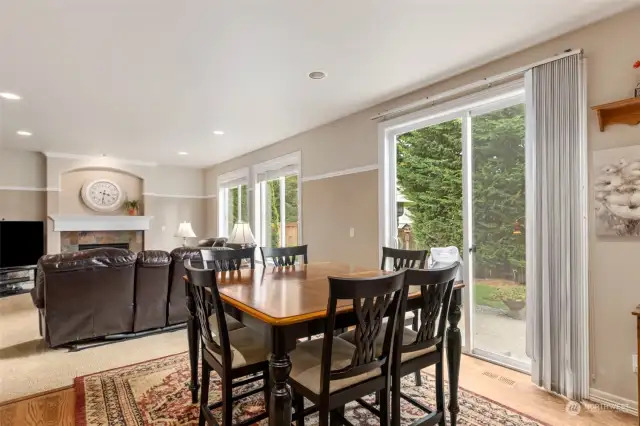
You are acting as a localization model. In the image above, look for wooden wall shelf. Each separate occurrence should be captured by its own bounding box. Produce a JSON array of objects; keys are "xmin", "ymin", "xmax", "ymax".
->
[{"xmin": 592, "ymin": 97, "xmax": 640, "ymax": 132}]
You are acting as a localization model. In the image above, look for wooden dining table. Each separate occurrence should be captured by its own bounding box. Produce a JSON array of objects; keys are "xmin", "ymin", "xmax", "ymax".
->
[{"xmin": 184, "ymin": 262, "xmax": 465, "ymax": 426}]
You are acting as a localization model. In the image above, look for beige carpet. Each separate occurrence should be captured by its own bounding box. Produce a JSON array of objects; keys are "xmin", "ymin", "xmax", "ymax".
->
[{"xmin": 0, "ymin": 293, "xmax": 187, "ymax": 403}]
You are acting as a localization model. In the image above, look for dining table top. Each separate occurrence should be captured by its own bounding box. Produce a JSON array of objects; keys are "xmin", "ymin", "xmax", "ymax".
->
[{"xmin": 185, "ymin": 261, "xmax": 464, "ymax": 327}]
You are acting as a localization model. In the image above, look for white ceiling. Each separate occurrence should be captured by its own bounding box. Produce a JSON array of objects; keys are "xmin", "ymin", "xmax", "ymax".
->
[{"xmin": 0, "ymin": 0, "xmax": 636, "ymax": 167}]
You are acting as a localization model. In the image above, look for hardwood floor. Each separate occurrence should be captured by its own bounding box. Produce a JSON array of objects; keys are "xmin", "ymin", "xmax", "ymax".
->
[
  {"xmin": 0, "ymin": 387, "xmax": 74, "ymax": 426},
  {"xmin": 0, "ymin": 356, "xmax": 635, "ymax": 425}
]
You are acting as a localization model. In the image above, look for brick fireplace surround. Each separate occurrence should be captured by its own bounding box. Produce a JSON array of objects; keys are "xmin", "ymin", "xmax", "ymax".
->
[
  {"xmin": 48, "ymin": 215, "xmax": 153, "ymax": 254},
  {"xmin": 60, "ymin": 231, "xmax": 143, "ymax": 253}
]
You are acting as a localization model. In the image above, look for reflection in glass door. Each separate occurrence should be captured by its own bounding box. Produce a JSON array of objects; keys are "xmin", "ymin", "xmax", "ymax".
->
[{"xmin": 469, "ymin": 98, "xmax": 530, "ymax": 370}]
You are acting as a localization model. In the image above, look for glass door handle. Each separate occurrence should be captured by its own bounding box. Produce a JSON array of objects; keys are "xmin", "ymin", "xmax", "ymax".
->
[{"xmin": 469, "ymin": 245, "xmax": 477, "ymax": 253}]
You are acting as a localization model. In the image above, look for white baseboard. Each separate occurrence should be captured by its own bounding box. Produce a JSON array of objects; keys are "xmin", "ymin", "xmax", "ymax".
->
[{"xmin": 589, "ymin": 388, "xmax": 638, "ymax": 417}]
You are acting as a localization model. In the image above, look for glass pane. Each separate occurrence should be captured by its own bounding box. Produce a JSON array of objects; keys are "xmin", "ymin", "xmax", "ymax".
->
[
  {"xmin": 227, "ymin": 187, "xmax": 238, "ymax": 235},
  {"xmin": 396, "ymin": 119, "xmax": 463, "ymax": 251},
  {"xmin": 284, "ymin": 175, "xmax": 299, "ymax": 247},
  {"xmin": 471, "ymin": 103, "xmax": 529, "ymax": 367},
  {"xmin": 265, "ymin": 179, "xmax": 281, "ymax": 247},
  {"xmin": 240, "ymin": 184, "xmax": 248, "ymax": 223}
]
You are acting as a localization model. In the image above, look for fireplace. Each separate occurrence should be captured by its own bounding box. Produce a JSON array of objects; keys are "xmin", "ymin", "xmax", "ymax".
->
[
  {"xmin": 60, "ymin": 231, "xmax": 143, "ymax": 254},
  {"xmin": 79, "ymin": 243, "xmax": 130, "ymax": 251}
]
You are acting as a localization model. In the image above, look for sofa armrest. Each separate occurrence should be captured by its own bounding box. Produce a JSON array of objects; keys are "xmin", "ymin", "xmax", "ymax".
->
[{"xmin": 30, "ymin": 263, "xmax": 45, "ymax": 309}]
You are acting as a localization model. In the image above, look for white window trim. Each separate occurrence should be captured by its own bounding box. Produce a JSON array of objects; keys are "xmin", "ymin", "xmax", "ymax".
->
[
  {"xmin": 217, "ymin": 167, "xmax": 250, "ymax": 237},
  {"xmin": 252, "ymin": 151, "xmax": 302, "ymax": 249}
]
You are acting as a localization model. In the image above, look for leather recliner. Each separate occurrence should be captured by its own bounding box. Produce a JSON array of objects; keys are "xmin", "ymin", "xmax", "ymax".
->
[
  {"xmin": 167, "ymin": 247, "xmax": 203, "ymax": 325},
  {"xmin": 134, "ymin": 250, "xmax": 171, "ymax": 332},
  {"xmin": 34, "ymin": 248, "xmax": 137, "ymax": 347}
]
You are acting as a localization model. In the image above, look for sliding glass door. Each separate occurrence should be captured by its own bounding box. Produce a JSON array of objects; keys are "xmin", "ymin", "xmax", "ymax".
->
[
  {"xmin": 469, "ymin": 97, "xmax": 529, "ymax": 370},
  {"xmin": 382, "ymin": 83, "xmax": 530, "ymax": 372}
]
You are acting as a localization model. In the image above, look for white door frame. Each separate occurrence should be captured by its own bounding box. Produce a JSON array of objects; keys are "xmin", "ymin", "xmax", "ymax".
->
[{"xmin": 378, "ymin": 81, "xmax": 526, "ymax": 365}]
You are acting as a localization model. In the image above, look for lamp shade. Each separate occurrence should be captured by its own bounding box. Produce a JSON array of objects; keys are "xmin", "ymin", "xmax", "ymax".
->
[
  {"xmin": 228, "ymin": 222, "xmax": 255, "ymax": 245},
  {"xmin": 175, "ymin": 222, "xmax": 196, "ymax": 238}
]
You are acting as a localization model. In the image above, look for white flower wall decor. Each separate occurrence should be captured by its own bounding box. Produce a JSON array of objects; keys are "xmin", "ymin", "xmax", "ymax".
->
[{"xmin": 594, "ymin": 146, "xmax": 640, "ymax": 236}]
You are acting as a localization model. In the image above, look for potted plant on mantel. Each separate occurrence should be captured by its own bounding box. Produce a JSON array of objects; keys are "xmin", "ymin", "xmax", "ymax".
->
[
  {"xmin": 489, "ymin": 286, "xmax": 526, "ymax": 320},
  {"xmin": 123, "ymin": 199, "xmax": 140, "ymax": 216}
]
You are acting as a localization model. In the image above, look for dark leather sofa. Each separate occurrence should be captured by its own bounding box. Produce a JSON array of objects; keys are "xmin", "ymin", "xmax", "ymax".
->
[{"xmin": 31, "ymin": 247, "xmax": 206, "ymax": 347}]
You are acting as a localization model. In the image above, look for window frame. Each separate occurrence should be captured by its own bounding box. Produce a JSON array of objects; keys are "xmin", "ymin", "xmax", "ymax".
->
[
  {"xmin": 217, "ymin": 167, "xmax": 250, "ymax": 237},
  {"xmin": 252, "ymin": 151, "xmax": 302, "ymax": 249}
]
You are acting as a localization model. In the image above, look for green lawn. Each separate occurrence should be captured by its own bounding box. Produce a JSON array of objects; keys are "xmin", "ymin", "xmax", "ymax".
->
[{"xmin": 473, "ymin": 283, "xmax": 505, "ymax": 309}]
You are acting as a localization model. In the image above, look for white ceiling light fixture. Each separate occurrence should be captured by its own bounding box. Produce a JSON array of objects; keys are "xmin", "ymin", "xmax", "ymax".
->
[
  {"xmin": 0, "ymin": 92, "xmax": 22, "ymax": 100},
  {"xmin": 308, "ymin": 71, "xmax": 327, "ymax": 80},
  {"xmin": 178, "ymin": 151, "xmax": 188, "ymax": 155},
  {"xmin": 213, "ymin": 130, "xmax": 224, "ymax": 135},
  {"xmin": 16, "ymin": 130, "xmax": 32, "ymax": 136}
]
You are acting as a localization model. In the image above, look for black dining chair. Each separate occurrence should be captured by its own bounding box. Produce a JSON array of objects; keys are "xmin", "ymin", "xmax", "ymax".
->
[
  {"xmin": 260, "ymin": 245, "xmax": 308, "ymax": 266},
  {"xmin": 260, "ymin": 245, "xmax": 315, "ymax": 340},
  {"xmin": 207, "ymin": 246, "xmax": 256, "ymax": 271},
  {"xmin": 380, "ymin": 246, "xmax": 427, "ymax": 386},
  {"xmin": 185, "ymin": 259, "xmax": 270, "ymax": 426},
  {"xmin": 341, "ymin": 263, "xmax": 459, "ymax": 426},
  {"xmin": 291, "ymin": 270, "xmax": 407, "ymax": 426}
]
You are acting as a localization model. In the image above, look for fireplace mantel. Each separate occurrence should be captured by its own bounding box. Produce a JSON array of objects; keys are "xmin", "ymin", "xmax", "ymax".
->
[{"xmin": 48, "ymin": 215, "xmax": 154, "ymax": 232}]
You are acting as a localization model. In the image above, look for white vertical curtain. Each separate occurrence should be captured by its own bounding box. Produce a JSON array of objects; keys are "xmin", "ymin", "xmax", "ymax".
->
[{"xmin": 525, "ymin": 53, "xmax": 589, "ymax": 400}]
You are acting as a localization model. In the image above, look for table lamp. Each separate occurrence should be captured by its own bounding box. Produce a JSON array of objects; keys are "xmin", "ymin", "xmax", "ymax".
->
[
  {"xmin": 175, "ymin": 222, "xmax": 197, "ymax": 246},
  {"xmin": 228, "ymin": 222, "xmax": 255, "ymax": 248}
]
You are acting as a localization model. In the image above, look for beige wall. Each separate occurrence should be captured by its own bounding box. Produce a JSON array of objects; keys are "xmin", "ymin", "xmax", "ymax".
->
[
  {"xmin": 302, "ymin": 171, "xmax": 379, "ymax": 269},
  {"xmin": 144, "ymin": 195, "xmax": 206, "ymax": 251},
  {"xmin": 0, "ymin": 190, "xmax": 46, "ymax": 221},
  {"xmin": 204, "ymin": 9, "xmax": 640, "ymax": 403},
  {"xmin": 0, "ymin": 149, "xmax": 47, "ymax": 231},
  {"xmin": 0, "ymin": 149, "xmax": 46, "ymax": 189},
  {"xmin": 59, "ymin": 169, "xmax": 143, "ymax": 215}
]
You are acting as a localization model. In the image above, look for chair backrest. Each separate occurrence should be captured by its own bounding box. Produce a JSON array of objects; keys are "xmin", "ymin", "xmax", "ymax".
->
[
  {"xmin": 320, "ymin": 270, "xmax": 406, "ymax": 395},
  {"xmin": 400, "ymin": 263, "xmax": 460, "ymax": 355},
  {"xmin": 207, "ymin": 246, "xmax": 255, "ymax": 271},
  {"xmin": 260, "ymin": 245, "xmax": 308, "ymax": 266},
  {"xmin": 380, "ymin": 247, "xmax": 427, "ymax": 271},
  {"xmin": 184, "ymin": 259, "xmax": 233, "ymax": 367}
]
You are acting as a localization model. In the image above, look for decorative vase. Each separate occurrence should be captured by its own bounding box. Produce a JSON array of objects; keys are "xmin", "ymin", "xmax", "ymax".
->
[
  {"xmin": 635, "ymin": 83, "xmax": 640, "ymax": 98},
  {"xmin": 128, "ymin": 208, "xmax": 137, "ymax": 216}
]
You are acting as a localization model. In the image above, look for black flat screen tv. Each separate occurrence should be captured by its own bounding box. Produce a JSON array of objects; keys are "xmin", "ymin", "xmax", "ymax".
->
[{"xmin": 0, "ymin": 221, "xmax": 45, "ymax": 268}]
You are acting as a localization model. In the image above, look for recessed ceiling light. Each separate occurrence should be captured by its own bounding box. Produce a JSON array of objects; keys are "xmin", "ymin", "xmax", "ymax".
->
[
  {"xmin": 213, "ymin": 130, "xmax": 224, "ymax": 135},
  {"xmin": 16, "ymin": 130, "xmax": 32, "ymax": 136},
  {"xmin": 178, "ymin": 151, "xmax": 188, "ymax": 155},
  {"xmin": 308, "ymin": 71, "xmax": 327, "ymax": 80},
  {"xmin": 0, "ymin": 92, "xmax": 22, "ymax": 100}
]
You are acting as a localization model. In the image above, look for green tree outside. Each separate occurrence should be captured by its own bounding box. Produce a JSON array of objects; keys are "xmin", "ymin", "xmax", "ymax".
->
[{"xmin": 396, "ymin": 104, "xmax": 525, "ymax": 281}]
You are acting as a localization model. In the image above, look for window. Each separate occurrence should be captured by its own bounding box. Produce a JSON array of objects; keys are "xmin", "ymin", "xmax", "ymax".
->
[
  {"xmin": 226, "ymin": 184, "xmax": 249, "ymax": 235},
  {"xmin": 217, "ymin": 168, "xmax": 249, "ymax": 237},
  {"xmin": 254, "ymin": 152, "xmax": 301, "ymax": 248}
]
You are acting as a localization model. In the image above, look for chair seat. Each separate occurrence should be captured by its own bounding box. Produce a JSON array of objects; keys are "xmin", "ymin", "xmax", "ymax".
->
[
  {"xmin": 205, "ymin": 327, "xmax": 269, "ymax": 369},
  {"xmin": 208, "ymin": 313, "xmax": 244, "ymax": 335},
  {"xmin": 340, "ymin": 325, "xmax": 436, "ymax": 363},
  {"xmin": 289, "ymin": 337, "xmax": 381, "ymax": 395}
]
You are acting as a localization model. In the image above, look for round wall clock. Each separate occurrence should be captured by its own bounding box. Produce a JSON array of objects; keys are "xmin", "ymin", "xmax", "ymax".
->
[{"xmin": 81, "ymin": 179, "xmax": 126, "ymax": 212}]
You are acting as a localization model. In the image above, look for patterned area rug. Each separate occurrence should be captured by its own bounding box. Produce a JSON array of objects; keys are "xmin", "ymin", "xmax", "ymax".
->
[{"xmin": 75, "ymin": 352, "xmax": 546, "ymax": 426}]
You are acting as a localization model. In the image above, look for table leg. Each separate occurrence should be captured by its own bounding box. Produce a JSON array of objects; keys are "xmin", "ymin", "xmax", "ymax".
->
[
  {"xmin": 185, "ymin": 279, "xmax": 200, "ymax": 404},
  {"xmin": 446, "ymin": 288, "xmax": 463, "ymax": 426},
  {"xmin": 269, "ymin": 328, "xmax": 293, "ymax": 426}
]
